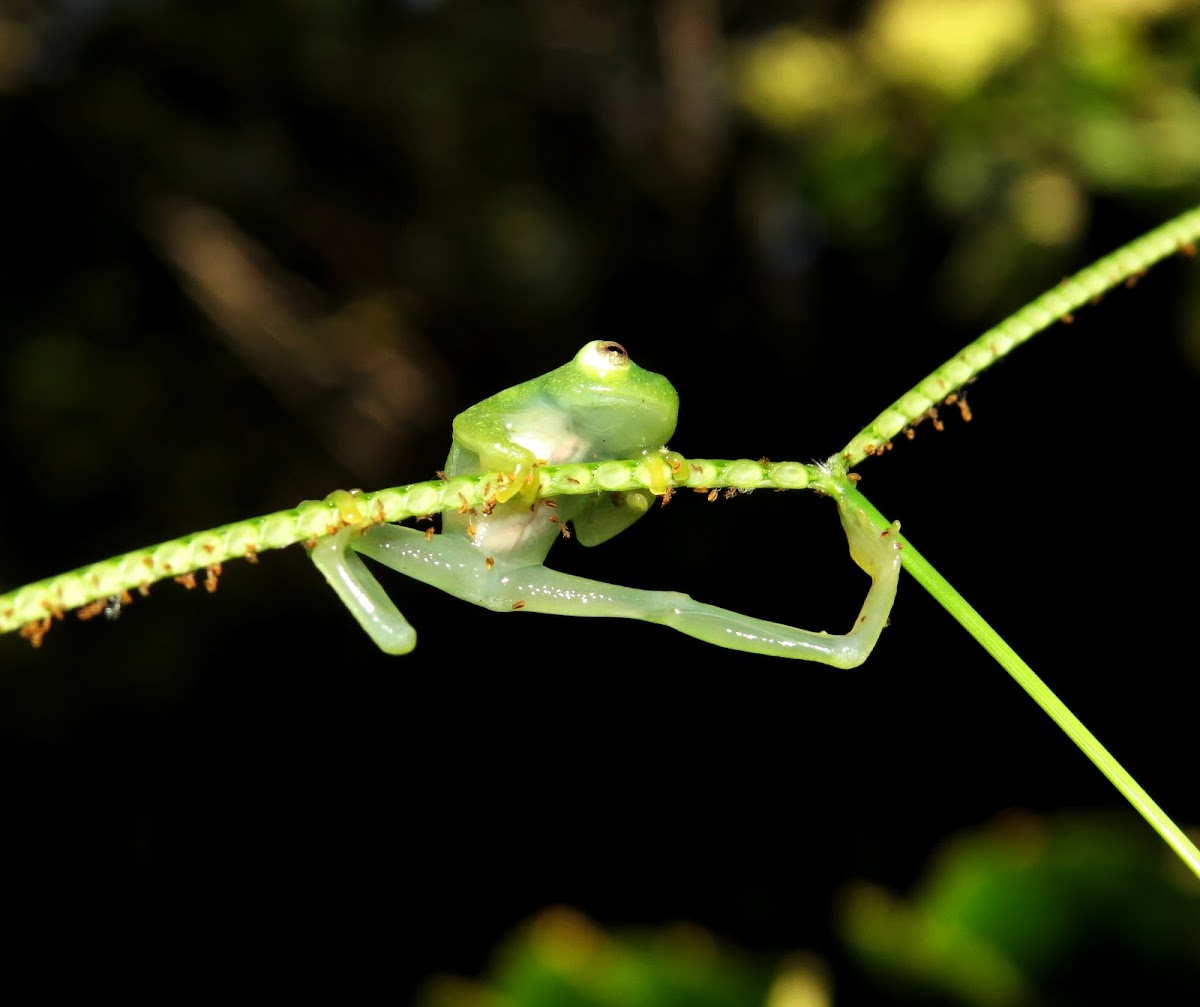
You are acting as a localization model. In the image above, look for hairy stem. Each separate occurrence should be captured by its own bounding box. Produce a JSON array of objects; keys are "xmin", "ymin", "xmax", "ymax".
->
[
  {"xmin": 837, "ymin": 205, "xmax": 1200, "ymax": 467},
  {"xmin": 0, "ymin": 456, "xmax": 825, "ymax": 638}
]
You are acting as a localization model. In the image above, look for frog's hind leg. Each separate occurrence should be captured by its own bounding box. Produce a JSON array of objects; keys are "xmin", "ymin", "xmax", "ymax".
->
[
  {"xmin": 351, "ymin": 505, "xmax": 902, "ymax": 669},
  {"xmin": 449, "ymin": 561, "xmax": 898, "ymax": 667},
  {"xmin": 312, "ymin": 523, "xmax": 526, "ymax": 651}
]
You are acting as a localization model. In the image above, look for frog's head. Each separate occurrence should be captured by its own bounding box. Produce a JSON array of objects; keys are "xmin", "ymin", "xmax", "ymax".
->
[{"xmin": 557, "ymin": 340, "xmax": 679, "ymax": 456}]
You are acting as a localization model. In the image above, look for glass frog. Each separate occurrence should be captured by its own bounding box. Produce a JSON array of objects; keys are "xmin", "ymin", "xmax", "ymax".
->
[{"xmin": 310, "ymin": 340, "xmax": 902, "ymax": 667}]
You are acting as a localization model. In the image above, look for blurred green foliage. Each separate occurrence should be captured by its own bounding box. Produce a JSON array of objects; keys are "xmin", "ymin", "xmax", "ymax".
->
[
  {"xmin": 417, "ymin": 815, "xmax": 1199, "ymax": 1007},
  {"xmin": 839, "ymin": 811, "xmax": 1200, "ymax": 1005},
  {"xmin": 418, "ymin": 906, "xmax": 782, "ymax": 1007}
]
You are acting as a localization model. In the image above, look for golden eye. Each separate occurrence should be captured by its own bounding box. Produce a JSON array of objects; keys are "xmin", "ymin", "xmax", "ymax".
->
[
  {"xmin": 577, "ymin": 340, "xmax": 631, "ymax": 375},
  {"xmin": 598, "ymin": 341, "xmax": 628, "ymax": 363}
]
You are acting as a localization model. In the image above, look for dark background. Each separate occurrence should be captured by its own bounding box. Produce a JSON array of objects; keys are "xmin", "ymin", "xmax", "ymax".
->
[{"xmin": 1, "ymin": 0, "xmax": 1197, "ymax": 998}]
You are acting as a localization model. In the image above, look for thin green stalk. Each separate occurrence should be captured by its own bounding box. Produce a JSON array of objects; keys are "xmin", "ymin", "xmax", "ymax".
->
[
  {"xmin": 839, "ymin": 205, "xmax": 1200, "ymax": 467},
  {"xmin": 841, "ymin": 482, "xmax": 1200, "ymax": 881},
  {"xmin": 0, "ymin": 456, "xmax": 823, "ymax": 638}
]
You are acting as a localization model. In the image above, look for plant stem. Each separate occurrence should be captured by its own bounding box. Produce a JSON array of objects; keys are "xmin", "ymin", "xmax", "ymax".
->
[
  {"xmin": 839, "ymin": 205, "xmax": 1200, "ymax": 467},
  {"xmin": 0, "ymin": 456, "xmax": 823, "ymax": 638},
  {"xmin": 842, "ymin": 483, "xmax": 1200, "ymax": 881}
]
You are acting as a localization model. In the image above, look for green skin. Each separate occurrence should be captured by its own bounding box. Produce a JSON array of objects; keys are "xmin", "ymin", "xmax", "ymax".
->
[{"xmin": 311, "ymin": 340, "xmax": 902, "ymax": 666}]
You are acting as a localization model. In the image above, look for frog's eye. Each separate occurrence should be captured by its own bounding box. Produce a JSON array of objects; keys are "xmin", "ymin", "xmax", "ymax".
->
[
  {"xmin": 597, "ymin": 341, "xmax": 628, "ymax": 362},
  {"xmin": 578, "ymin": 340, "xmax": 631, "ymax": 375}
]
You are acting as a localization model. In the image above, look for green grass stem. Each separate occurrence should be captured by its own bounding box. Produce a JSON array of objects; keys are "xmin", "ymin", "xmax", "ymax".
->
[{"xmin": 841, "ymin": 482, "xmax": 1200, "ymax": 881}]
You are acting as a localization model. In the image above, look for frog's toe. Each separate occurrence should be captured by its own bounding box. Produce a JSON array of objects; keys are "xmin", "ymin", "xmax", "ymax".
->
[{"xmin": 490, "ymin": 473, "xmax": 522, "ymax": 504}]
